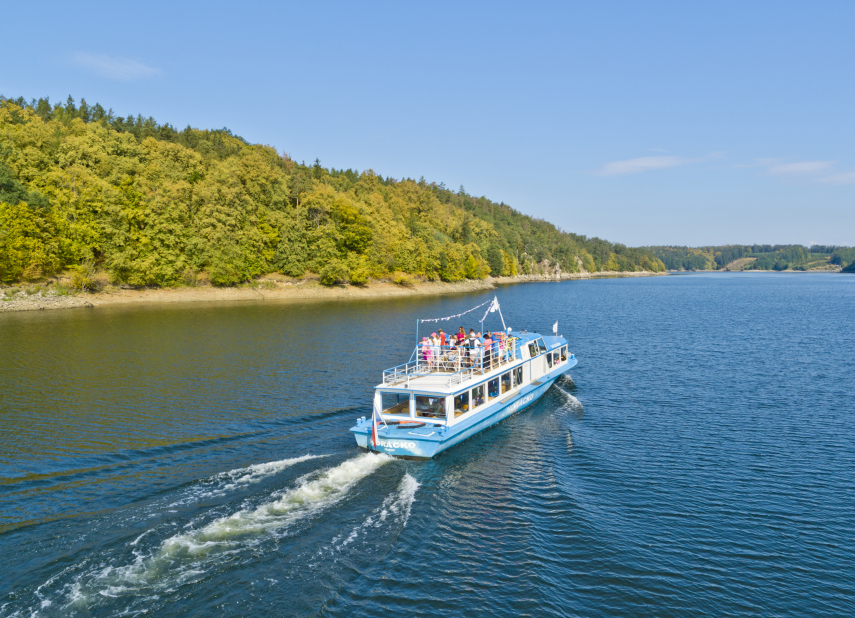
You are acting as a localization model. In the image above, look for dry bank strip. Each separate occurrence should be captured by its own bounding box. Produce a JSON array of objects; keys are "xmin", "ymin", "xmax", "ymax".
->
[{"xmin": 0, "ymin": 270, "xmax": 666, "ymax": 313}]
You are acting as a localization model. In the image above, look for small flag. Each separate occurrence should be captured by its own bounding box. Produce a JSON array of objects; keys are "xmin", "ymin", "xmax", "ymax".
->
[
  {"xmin": 371, "ymin": 398, "xmax": 383, "ymax": 449},
  {"xmin": 552, "ymin": 321, "xmax": 558, "ymax": 334},
  {"xmin": 489, "ymin": 296, "xmax": 499, "ymax": 313}
]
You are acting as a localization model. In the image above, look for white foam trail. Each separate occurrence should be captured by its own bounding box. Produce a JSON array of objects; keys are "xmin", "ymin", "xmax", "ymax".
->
[
  {"xmin": 334, "ymin": 473, "xmax": 419, "ymax": 550},
  {"xmin": 215, "ymin": 454, "xmax": 327, "ymax": 492},
  {"xmin": 159, "ymin": 453, "xmax": 391, "ymax": 559},
  {"xmin": 43, "ymin": 454, "xmax": 390, "ymax": 611},
  {"xmin": 130, "ymin": 529, "xmax": 154, "ymax": 546},
  {"xmin": 384, "ymin": 473, "xmax": 419, "ymax": 527},
  {"xmin": 557, "ymin": 374, "xmax": 576, "ymax": 388},
  {"xmin": 555, "ymin": 386, "xmax": 583, "ymax": 412},
  {"xmin": 168, "ymin": 454, "xmax": 326, "ymax": 507}
]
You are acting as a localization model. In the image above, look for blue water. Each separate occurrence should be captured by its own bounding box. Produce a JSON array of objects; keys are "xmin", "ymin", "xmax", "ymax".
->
[{"xmin": 1, "ymin": 273, "xmax": 853, "ymax": 616}]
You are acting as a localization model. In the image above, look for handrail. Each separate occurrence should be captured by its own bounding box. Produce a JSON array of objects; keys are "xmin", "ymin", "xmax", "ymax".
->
[{"xmin": 382, "ymin": 338, "xmax": 521, "ymax": 387}]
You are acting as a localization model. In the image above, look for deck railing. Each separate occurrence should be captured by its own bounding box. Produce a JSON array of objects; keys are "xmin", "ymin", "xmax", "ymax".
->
[{"xmin": 382, "ymin": 338, "xmax": 520, "ymax": 387}]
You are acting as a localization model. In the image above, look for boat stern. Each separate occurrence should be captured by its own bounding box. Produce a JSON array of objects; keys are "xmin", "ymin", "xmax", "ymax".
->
[{"xmin": 350, "ymin": 418, "xmax": 443, "ymax": 459}]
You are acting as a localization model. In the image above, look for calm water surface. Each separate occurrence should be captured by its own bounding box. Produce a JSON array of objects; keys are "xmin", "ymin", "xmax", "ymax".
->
[{"xmin": 1, "ymin": 273, "xmax": 853, "ymax": 616}]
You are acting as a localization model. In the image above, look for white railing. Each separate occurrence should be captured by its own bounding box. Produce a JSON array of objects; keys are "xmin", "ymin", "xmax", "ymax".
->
[{"xmin": 382, "ymin": 338, "xmax": 520, "ymax": 387}]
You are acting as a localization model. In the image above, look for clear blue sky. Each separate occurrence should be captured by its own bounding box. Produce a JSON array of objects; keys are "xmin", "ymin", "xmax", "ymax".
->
[{"xmin": 3, "ymin": 1, "xmax": 853, "ymax": 247}]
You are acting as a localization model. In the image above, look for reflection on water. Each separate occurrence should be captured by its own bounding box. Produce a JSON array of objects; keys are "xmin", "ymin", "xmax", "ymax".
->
[{"xmin": 1, "ymin": 275, "xmax": 854, "ymax": 617}]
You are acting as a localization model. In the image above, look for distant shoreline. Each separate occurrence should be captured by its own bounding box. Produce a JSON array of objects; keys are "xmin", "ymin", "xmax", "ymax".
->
[
  {"xmin": 0, "ymin": 270, "xmax": 666, "ymax": 314},
  {"xmin": 667, "ymin": 269, "xmax": 845, "ymax": 274}
]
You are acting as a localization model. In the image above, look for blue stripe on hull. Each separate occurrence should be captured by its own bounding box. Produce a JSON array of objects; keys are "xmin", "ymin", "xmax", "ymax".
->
[{"xmin": 351, "ymin": 357, "xmax": 575, "ymax": 459}]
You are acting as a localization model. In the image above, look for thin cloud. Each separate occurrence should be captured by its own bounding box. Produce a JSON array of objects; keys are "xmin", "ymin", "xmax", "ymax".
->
[
  {"xmin": 593, "ymin": 152, "xmax": 725, "ymax": 176},
  {"xmin": 72, "ymin": 52, "xmax": 161, "ymax": 81},
  {"xmin": 766, "ymin": 160, "xmax": 835, "ymax": 176},
  {"xmin": 819, "ymin": 171, "xmax": 855, "ymax": 185},
  {"xmin": 742, "ymin": 158, "xmax": 855, "ymax": 184},
  {"xmin": 594, "ymin": 155, "xmax": 694, "ymax": 177}
]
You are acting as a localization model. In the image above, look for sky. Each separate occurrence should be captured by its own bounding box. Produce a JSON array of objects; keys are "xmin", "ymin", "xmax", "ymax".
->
[{"xmin": 3, "ymin": 1, "xmax": 853, "ymax": 247}]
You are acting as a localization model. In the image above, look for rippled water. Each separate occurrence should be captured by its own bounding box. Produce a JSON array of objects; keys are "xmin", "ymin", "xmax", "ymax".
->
[{"xmin": 1, "ymin": 273, "xmax": 853, "ymax": 616}]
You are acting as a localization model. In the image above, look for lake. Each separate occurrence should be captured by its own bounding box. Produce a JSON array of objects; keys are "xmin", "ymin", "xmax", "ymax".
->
[{"xmin": 1, "ymin": 273, "xmax": 853, "ymax": 617}]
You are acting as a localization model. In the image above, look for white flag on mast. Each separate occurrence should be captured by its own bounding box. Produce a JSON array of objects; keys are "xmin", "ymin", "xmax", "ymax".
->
[{"xmin": 552, "ymin": 321, "xmax": 558, "ymax": 334}]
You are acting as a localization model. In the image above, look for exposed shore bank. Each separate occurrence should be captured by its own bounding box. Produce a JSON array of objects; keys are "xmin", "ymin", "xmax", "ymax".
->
[{"xmin": 0, "ymin": 270, "xmax": 665, "ymax": 314}]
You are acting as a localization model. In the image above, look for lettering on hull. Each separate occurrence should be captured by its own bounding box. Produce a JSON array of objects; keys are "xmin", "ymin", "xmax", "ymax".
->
[
  {"xmin": 507, "ymin": 392, "xmax": 535, "ymax": 414},
  {"xmin": 378, "ymin": 441, "xmax": 417, "ymax": 450}
]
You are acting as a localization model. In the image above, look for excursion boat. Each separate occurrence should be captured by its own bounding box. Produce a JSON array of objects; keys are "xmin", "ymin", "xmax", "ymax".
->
[{"xmin": 350, "ymin": 297, "xmax": 577, "ymax": 459}]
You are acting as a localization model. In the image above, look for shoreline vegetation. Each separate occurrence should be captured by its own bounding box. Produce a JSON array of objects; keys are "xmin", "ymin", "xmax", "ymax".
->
[
  {"xmin": 0, "ymin": 270, "xmax": 665, "ymax": 313},
  {"xmin": 647, "ymin": 244, "xmax": 855, "ymax": 272},
  {"xmin": 0, "ymin": 95, "xmax": 666, "ymax": 300}
]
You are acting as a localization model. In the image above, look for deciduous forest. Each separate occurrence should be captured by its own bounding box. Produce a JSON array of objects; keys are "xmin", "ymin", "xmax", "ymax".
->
[{"xmin": 0, "ymin": 95, "xmax": 665, "ymax": 287}]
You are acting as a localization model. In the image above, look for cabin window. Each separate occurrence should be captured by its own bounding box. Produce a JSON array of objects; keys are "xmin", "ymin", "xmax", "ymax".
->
[
  {"xmin": 546, "ymin": 353, "xmax": 553, "ymax": 369},
  {"xmin": 487, "ymin": 377, "xmax": 500, "ymax": 400},
  {"xmin": 471, "ymin": 384, "xmax": 485, "ymax": 409},
  {"xmin": 454, "ymin": 392, "xmax": 470, "ymax": 417},
  {"xmin": 528, "ymin": 342, "xmax": 538, "ymax": 357},
  {"xmin": 415, "ymin": 395, "xmax": 446, "ymax": 421},
  {"xmin": 513, "ymin": 366, "xmax": 523, "ymax": 386},
  {"xmin": 381, "ymin": 392, "xmax": 410, "ymax": 416},
  {"xmin": 561, "ymin": 346, "xmax": 568, "ymax": 362},
  {"xmin": 536, "ymin": 339, "xmax": 547, "ymax": 354},
  {"xmin": 501, "ymin": 372, "xmax": 512, "ymax": 394}
]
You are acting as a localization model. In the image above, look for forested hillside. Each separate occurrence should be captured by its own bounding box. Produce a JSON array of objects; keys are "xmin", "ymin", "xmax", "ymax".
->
[
  {"xmin": 0, "ymin": 95, "xmax": 664, "ymax": 286},
  {"xmin": 647, "ymin": 244, "xmax": 855, "ymax": 272}
]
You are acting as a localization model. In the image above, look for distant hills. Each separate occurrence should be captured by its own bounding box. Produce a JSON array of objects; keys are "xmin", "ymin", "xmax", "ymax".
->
[
  {"xmin": 646, "ymin": 245, "xmax": 855, "ymax": 272},
  {"xmin": 0, "ymin": 95, "xmax": 664, "ymax": 287}
]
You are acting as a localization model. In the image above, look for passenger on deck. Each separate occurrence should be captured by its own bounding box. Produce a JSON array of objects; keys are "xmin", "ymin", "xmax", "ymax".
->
[
  {"xmin": 430, "ymin": 333, "xmax": 441, "ymax": 367},
  {"xmin": 483, "ymin": 332, "xmax": 493, "ymax": 370},
  {"xmin": 457, "ymin": 327, "xmax": 466, "ymax": 344},
  {"xmin": 438, "ymin": 329, "xmax": 447, "ymax": 346},
  {"xmin": 447, "ymin": 337, "xmax": 459, "ymax": 369},
  {"xmin": 467, "ymin": 329, "xmax": 481, "ymax": 368},
  {"xmin": 421, "ymin": 337, "xmax": 433, "ymax": 368}
]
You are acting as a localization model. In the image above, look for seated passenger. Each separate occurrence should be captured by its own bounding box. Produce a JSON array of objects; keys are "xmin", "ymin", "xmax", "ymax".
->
[{"xmin": 447, "ymin": 339, "xmax": 460, "ymax": 369}]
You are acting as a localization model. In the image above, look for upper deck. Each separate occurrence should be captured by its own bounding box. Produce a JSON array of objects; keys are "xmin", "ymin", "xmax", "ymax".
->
[{"xmin": 379, "ymin": 331, "xmax": 563, "ymax": 395}]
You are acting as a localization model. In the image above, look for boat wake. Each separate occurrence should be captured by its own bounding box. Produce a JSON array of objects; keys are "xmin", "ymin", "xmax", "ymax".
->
[
  {"xmin": 160, "ymin": 452, "xmax": 391, "ymax": 556},
  {"xmin": 557, "ymin": 374, "xmax": 576, "ymax": 389},
  {"xmin": 41, "ymin": 453, "xmax": 395, "ymax": 615},
  {"xmin": 555, "ymin": 385, "xmax": 583, "ymax": 414},
  {"xmin": 168, "ymin": 453, "xmax": 328, "ymax": 507},
  {"xmin": 331, "ymin": 472, "xmax": 420, "ymax": 551}
]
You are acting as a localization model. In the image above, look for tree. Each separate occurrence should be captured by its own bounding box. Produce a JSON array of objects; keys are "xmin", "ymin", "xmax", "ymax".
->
[{"xmin": 486, "ymin": 245, "xmax": 504, "ymax": 276}]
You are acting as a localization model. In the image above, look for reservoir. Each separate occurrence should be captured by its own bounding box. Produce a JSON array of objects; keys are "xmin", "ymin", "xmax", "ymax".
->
[{"xmin": 1, "ymin": 273, "xmax": 853, "ymax": 616}]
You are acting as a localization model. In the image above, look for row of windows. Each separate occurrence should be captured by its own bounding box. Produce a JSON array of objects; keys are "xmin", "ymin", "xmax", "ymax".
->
[
  {"xmin": 380, "ymin": 365, "xmax": 524, "ymax": 423},
  {"xmin": 527, "ymin": 338, "xmax": 547, "ymax": 359},
  {"xmin": 452, "ymin": 365, "xmax": 523, "ymax": 418},
  {"xmin": 546, "ymin": 345, "xmax": 569, "ymax": 369}
]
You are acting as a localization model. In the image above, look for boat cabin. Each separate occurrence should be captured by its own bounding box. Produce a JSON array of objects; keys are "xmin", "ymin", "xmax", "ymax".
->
[{"xmin": 374, "ymin": 331, "xmax": 572, "ymax": 428}]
